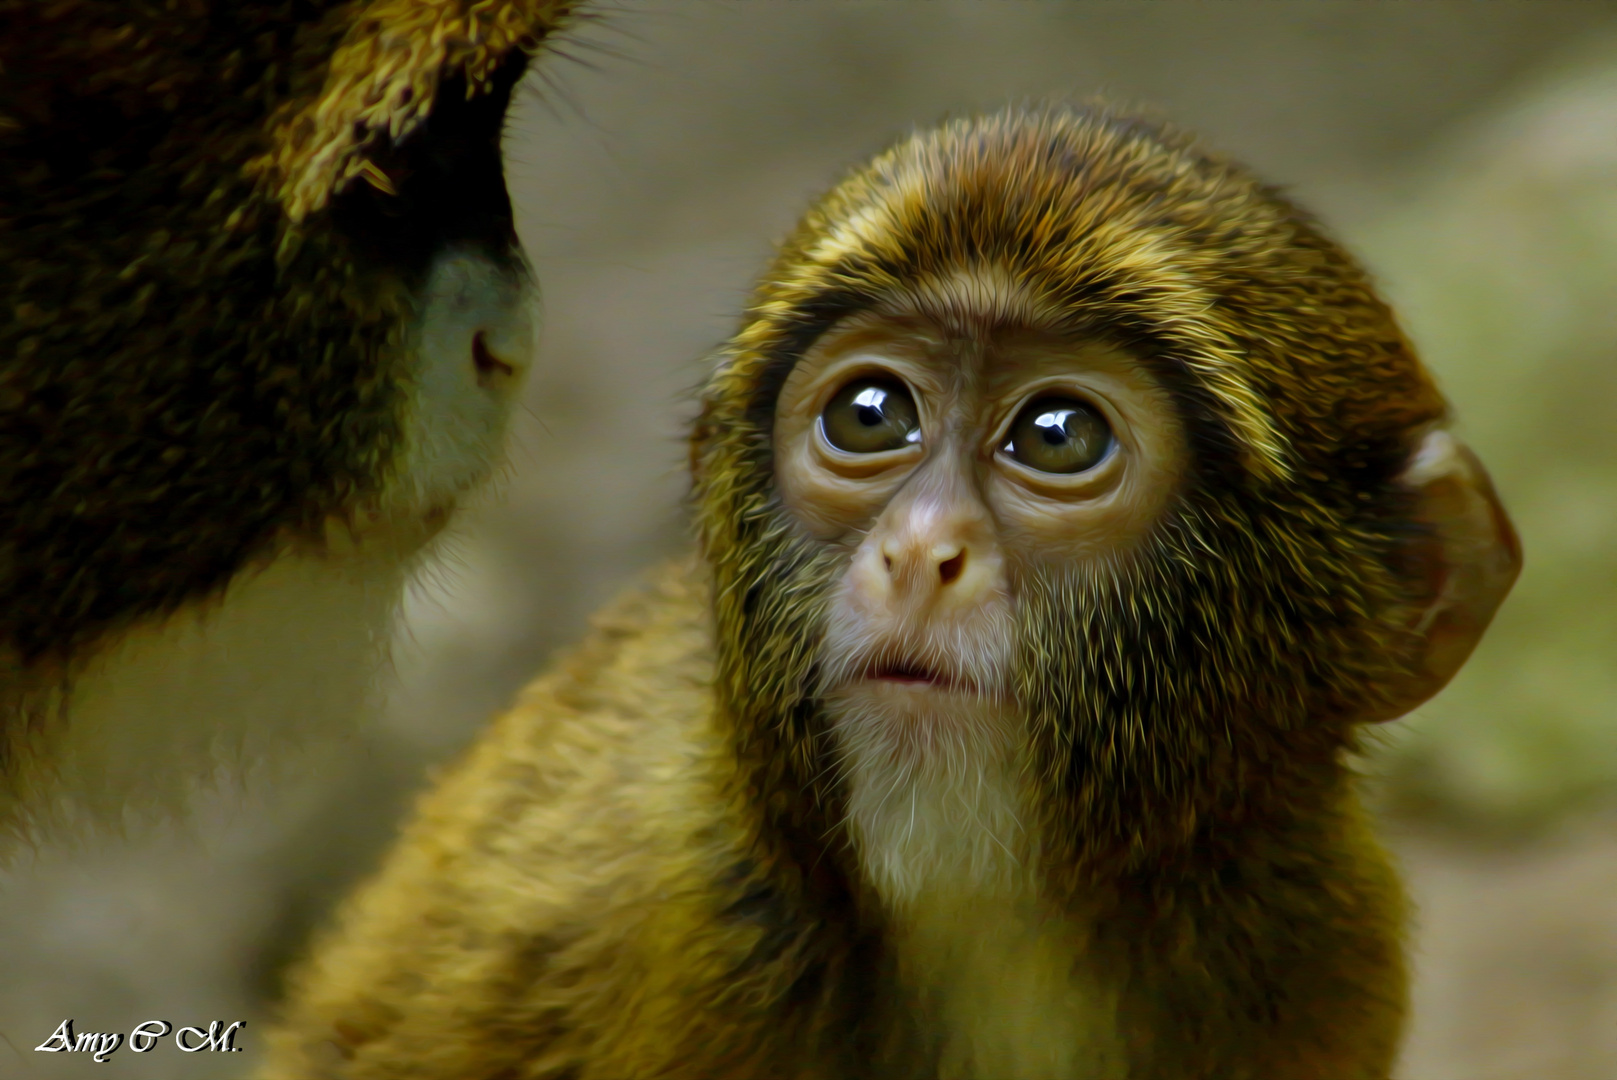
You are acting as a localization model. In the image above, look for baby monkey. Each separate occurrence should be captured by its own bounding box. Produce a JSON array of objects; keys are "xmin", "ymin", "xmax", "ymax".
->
[{"xmin": 264, "ymin": 106, "xmax": 1519, "ymax": 1079}]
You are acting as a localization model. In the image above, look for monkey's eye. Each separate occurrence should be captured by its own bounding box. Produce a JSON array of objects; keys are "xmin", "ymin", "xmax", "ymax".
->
[
  {"xmin": 1003, "ymin": 396, "xmax": 1113, "ymax": 474},
  {"xmin": 819, "ymin": 379, "xmax": 922, "ymax": 454}
]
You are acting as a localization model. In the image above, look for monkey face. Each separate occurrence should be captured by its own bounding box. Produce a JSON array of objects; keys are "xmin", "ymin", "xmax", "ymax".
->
[
  {"xmin": 775, "ymin": 306, "xmax": 1185, "ymax": 751},
  {"xmin": 770, "ymin": 303, "xmax": 1191, "ymax": 900},
  {"xmin": 695, "ymin": 105, "xmax": 1518, "ymax": 894}
]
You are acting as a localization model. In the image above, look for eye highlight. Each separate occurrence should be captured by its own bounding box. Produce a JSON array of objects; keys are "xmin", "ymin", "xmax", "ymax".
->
[
  {"xmin": 819, "ymin": 378, "xmax": 922, "ymax": 454},
  {"xmin": 1003, "ymin": 396, "xmax": 1113, "ymax": 474}
]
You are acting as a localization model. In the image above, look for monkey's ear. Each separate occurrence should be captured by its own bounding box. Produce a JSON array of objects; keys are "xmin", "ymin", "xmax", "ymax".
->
[{"xmin": 1367, "ymin": 429, "xmax": 1522, "ymax": 723}]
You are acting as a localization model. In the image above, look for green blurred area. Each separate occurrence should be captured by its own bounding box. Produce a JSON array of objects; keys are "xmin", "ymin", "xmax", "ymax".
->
[{"xmin": 1363, "ymin": 36, "xmax": 1617, "ymax": 828}]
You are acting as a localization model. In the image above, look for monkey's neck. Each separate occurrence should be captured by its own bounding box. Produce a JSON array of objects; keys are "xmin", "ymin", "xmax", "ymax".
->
[
  {"xmin": 889, "ymin": 886, "xmax": 1125, "ymax": 1080},
  {"xmin": 3, "ymin": 550, "xmax": 401, "ymax": 841},
  {"xmin": 831, "ymin": 737, "xmax": 1120, "ymax": 1080}
]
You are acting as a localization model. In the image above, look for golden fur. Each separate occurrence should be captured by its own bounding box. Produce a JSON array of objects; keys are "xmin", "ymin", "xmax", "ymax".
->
[
  {"xmin": 262, "ymin": 105, "xmax": 1453, "ymax": 1078},
  {"xmin": 265, "ymin": 564, "xmax": 1406, "ymax": 1079}
]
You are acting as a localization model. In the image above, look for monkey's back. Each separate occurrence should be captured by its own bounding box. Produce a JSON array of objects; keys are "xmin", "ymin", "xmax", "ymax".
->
[{"xmin": 262, "ymin": 562, "xmax": 876, "ymax": 1080}]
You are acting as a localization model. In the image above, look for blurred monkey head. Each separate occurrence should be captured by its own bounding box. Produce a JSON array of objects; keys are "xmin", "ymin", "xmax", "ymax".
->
[
  {"xmin": 0, "ymin": 0, "xmax": 579, "ymax": 840},
  {"xmin": 692, "ymin": 106, "xmax": 1519, "ymax": 903}
]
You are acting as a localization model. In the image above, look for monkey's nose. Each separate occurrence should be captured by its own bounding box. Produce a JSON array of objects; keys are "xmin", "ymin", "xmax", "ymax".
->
[
  {"xmin": 471, "ymin": 330, "xmax": 520, "ymax": 393},
  {"xmin": 384, "ymin": 249, "xmax": 535, "ymax": 515},
  {"xmin": 878, "ymin": 537, "xmax": 974, "ymax": 595},
  {"xmin": 858, "ymin": 478, "xmax": 1004, "ymax": 611}
]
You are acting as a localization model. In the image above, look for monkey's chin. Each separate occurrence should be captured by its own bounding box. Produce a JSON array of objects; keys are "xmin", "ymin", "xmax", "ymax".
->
[
  {"xmin": 827, "ymin": 688, "xmax": 1029, "ymax": 904},
  {"xmin": 301, "ymin": 502, "xmax": 457, "ymax": 563},
  {"xmin": 829, "ymin": 681, "xmax": 1017, "ymax": 767}
]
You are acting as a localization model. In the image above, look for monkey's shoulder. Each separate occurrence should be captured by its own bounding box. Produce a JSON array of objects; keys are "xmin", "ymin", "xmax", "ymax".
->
[
  {"xmin": 263, "ymin": 562, "xmax": 772, "ymax": 1079},
  {"xmin": 397, "ymin": 557, "xmax": 727, "ymax": 887}
]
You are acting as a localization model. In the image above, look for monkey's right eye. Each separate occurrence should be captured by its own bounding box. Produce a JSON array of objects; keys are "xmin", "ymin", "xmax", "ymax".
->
[{"xmin": 819, "ymin": 379, "xmax": 922, "ymax": 454}]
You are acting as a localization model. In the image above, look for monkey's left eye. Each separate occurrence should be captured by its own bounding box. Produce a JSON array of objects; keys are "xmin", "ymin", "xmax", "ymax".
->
[
  {"xmin": 819, "ymin": 379, "xmax": 922, "ymax": 454},
  {"xmin": 1003, "ymin": 396, "xmax": 1113, "ymax": 474}
]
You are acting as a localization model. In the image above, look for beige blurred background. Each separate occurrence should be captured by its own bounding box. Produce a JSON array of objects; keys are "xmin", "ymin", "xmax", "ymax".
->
[{"xmin": 4, "ymin": 3, "xmax": 1617, "ymax": 1077}]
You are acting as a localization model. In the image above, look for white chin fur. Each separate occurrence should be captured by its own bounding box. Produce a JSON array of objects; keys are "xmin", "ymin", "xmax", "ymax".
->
[
  {"xmin": 7, "ymin": 550, "xmax": 404, "ymax": 844},
  {"xmin": 830, "ymin": 687, "xmax": 1030, "ymax": 906}
]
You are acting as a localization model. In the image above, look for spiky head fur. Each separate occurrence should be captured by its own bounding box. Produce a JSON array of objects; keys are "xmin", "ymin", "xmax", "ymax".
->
[{"xmin": 692, "ymin": 105, "xmax": 1447, "ymax": 890}]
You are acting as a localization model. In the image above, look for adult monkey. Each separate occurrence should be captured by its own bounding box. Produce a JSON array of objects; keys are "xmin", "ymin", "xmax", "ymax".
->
[
  {"xmin": 0, "ymin": 0, "xmax": 580, "ymax": 841},
  {"xmin": 264, "ymin": 106, "xmax": 1519, "ymax": 1078}
]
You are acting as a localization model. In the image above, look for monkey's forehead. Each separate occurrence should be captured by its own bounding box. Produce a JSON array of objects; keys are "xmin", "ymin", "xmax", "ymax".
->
[{"xmin": 721, "ymin": 105, "xmax": 1446, "ymax": 483}]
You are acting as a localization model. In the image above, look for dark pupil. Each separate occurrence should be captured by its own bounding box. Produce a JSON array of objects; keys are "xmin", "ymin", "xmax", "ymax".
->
[
  {"xmin": 1009, "ymin": 397, "xmax": 1111, "ymax": 473},
  {"xmin": 821, "ymin": 380, "xmax": 920, "ymax": 454}
]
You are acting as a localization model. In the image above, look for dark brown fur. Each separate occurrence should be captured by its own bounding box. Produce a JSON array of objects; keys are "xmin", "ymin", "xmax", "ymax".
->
[{"xmin": 0, "ymin": 0, "xmax": 576, "ymax": 831}]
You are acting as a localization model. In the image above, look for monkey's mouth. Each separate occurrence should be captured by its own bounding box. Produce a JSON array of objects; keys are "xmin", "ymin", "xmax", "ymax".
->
[{"xmin": 864, "ymin": 658, "xmax": 957, "ymax": 691}]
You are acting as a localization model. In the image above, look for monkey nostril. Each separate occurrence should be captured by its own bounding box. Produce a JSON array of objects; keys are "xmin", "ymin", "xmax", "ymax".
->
[
  {"xmin": 883, "ymin": 553, "xmax": 893, "ymax": 573},
  {"xmin": 938, "ymin": 550, "xmax": 966, "ymax": 585},
  {"xmin": 472, "ymin": 331, "xmax": 515, "ymax": 389}
]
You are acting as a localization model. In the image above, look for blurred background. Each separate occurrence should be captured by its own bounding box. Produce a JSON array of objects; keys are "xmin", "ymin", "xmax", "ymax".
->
[{"xmin": 4, "ymin": 3, "xmax": 1616, "ymax": 1077}]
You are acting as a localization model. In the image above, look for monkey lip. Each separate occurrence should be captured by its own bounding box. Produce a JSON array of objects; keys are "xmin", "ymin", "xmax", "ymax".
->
[{"xmin": 863, "ymin": 659, "xmax": 958, "ymax": 691}]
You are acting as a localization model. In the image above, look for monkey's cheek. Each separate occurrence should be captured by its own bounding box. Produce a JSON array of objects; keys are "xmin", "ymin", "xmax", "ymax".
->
[{"xmin": 843, "ymin": 546, "xmax": 895, "ymax": 609}]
